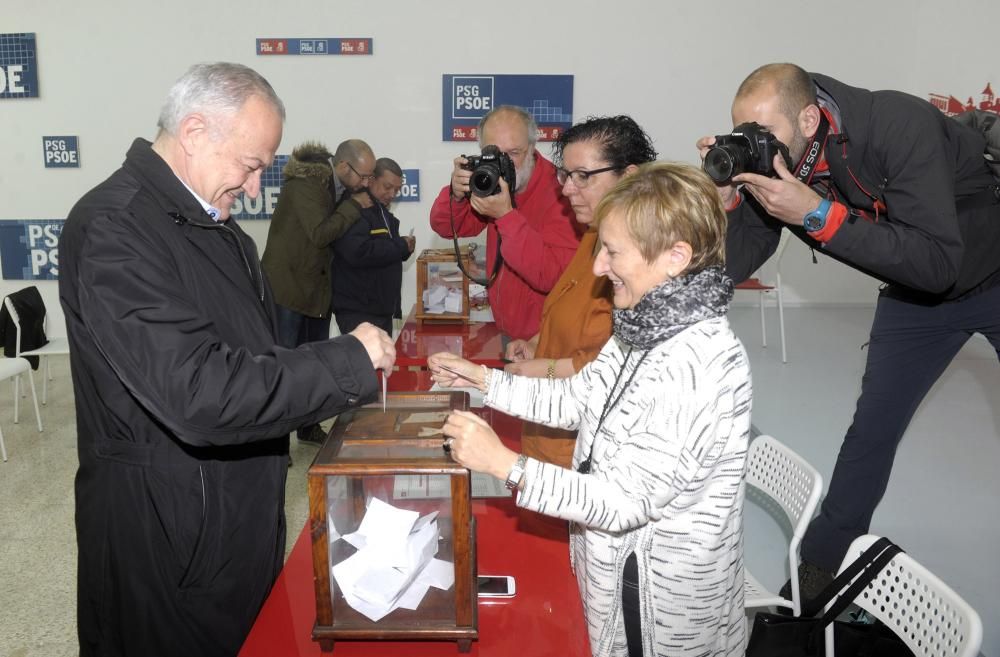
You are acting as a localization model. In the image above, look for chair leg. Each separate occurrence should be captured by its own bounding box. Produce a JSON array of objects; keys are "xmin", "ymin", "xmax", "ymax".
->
[
  {"xmin": 13, "ymin": 374, "xmax": 20, "ymax": 424},
  {"xmin": 758, "ymin": 290, "xmax": 768, "ymax": 348},
  {"xmin": 26, "ymin": 368, "xmax": 43, "ymax": 433},
  {"xmin": 777, "ymin": 280, "xmax": 787, "ymax": 364},
  {"xmin": 0, "ymin": 422, "xmax": 7, "ymax": 462},
  {"xmin": 42, "ymin": 357, "xmax": 49, "ymax": 405}
]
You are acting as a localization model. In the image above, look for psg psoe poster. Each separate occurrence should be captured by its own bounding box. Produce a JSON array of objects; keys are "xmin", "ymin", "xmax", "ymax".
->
[
  {"xmin": 0, "ymin": 32, "xmax": 39, "ymax": 98},
  {"xmin": 442, "ymin": 74, "xmax": 574, "ymax": 142},
  {"xmin": 256, "ymin": 38, "xmax": 373, "ymax": 56},
  {"xmin": 0, "ymin": 220, "xmax": 63, "ymax": 280}
]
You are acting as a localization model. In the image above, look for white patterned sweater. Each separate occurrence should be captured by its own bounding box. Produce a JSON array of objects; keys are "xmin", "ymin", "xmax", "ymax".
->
[{"xmin": 484, "ymin": 317, "xmax": 751, "ymax": 657}]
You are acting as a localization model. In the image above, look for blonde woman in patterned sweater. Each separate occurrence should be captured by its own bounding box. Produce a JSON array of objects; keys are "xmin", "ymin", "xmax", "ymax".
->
[{"xmin": 431, "ymin": 162, "xmax": 751, "ymax": 657}]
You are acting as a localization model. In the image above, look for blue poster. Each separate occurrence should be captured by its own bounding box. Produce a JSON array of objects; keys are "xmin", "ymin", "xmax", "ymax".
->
[
  {"xmin": 0, "ymin": 220, "xmax": 63, "ymax": 280},
  {"xmin": 256, "ymin": 38, "xmax": 373, "ymax": 56},
  {"xmin": 230, "ymin": 155, "xmax": 288, "ymax": 220},
  {"xmin": 0, "ymin": 33, "xmax": 39, "ymax": 99},
  {"xmin": 42, "ymin": 136, "xmax": 80, "ymax": 168},
  {"xmin": 442, "ymin": 74, "xmax": 573, "ymax": 142},
  {"xmin": 396, "ymin": 169, "xmax": 420, "ymax": 203}
]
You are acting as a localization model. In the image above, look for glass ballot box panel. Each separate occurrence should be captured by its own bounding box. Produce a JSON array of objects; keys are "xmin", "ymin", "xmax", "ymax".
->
[{"xmin": 307, "ymin": 391, "xmax": 477, "ymax": 653}]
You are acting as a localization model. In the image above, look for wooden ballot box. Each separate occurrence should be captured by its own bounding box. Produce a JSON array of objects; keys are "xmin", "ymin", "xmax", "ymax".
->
[
  {"xmin": 415, "ymin": 247, "xmax": 472, "ymax": 324},
  {"xmin": 307, "ymin": 391, "xmax": 477, "ymax": 652}
]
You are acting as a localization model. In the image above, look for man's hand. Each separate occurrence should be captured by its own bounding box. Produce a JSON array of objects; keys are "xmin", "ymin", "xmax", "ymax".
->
[
  {"xmin": 403, "ymin": 236, "xmax": 416, "ymax": 253},
  {"xmin": 352, "ymin": 190, "xmax": 374, "ymax": 209},
  {"xmin": 470, "ymin": 177, "xmax": 514, "ymax": 219},
  {"xmin": 450, "ymin": 156, "xmax": 472, "ymax": 200},
  {"xmin": 349, "ymin": 322, "xmax": 395, "ymax": 372},
  {"xmin": 442, "ymin": 409, "xmax": 518, "ymax": 481},
  {"xmin": 733, "ymin": 154, "xmax": 823, "ymax": 225},
  {"xmin": 696, "ymin": 135, "xmax": 739, "ymax": 208}
]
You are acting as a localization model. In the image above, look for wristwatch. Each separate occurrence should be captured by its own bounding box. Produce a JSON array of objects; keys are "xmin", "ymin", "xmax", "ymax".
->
[
  {"xmin": 504, "ymin": 454, "xmax": 528, "ymax": 490},
  {"xmin": 803, "ymin": 198, "xmax": 832, "ymax": 232}
]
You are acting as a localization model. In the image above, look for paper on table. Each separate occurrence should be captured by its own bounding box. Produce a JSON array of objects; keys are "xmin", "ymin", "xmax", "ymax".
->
[{"xmin": 402, "ymin": 411, "xmax": 451, "ymax": 424}]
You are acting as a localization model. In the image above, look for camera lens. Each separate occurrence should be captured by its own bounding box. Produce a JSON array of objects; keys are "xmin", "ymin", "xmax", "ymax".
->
[
  {"xmin": 703, "ymin": 144, "xmax": 749, "ymax": 183},
  {"xmin": 470, "ymin": 164, "xmax": 500, "ymax": 197}
]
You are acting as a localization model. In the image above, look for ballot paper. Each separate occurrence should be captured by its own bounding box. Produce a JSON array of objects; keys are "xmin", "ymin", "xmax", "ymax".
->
[
  {"xmin": 331, "ymin": 498, "xmax": 454, "ymax": 621},
  {"xmin": 422, "ymin": 286, "xmax": 464, "ymax": 314}
]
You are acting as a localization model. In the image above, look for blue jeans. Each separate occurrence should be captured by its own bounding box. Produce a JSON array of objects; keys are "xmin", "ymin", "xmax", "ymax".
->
[
  {"xmin": 274, "ymin": 304, "xmax": 331, "ymax": 349},
  {"xmin": 802, "ymin": 282, "xmax": 1000, "ymax": 571}
]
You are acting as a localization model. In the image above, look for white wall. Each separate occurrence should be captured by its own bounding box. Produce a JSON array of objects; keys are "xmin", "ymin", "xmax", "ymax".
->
[{"xmin": 3, "ymin": 0, "xmax": 998, "ymax": 337}]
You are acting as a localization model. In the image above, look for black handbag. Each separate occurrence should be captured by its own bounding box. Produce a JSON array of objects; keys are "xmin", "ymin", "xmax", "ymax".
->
[{"xmin": 745, "ymin": 537, "xmax": 915, "ymax": 657}]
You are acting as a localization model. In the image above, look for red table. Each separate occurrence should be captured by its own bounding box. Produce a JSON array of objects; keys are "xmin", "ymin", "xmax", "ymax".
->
[
  {"xmin": 239, "ymin": 389, "xmax": 590, "ymax": 656},
  {"xmin": 395, "ymin": 306, "xmax": 505, "ymax": 368}
]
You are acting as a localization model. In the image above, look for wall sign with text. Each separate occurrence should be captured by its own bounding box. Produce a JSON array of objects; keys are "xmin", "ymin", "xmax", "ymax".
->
[
  {"xmin": 0, "ymin": 32, "xmax": 39, "ymax": 98},
  {"xmin": 231, "ymin": 155, "xmax": 288, "ymax": 220},
  {"xmin": 442, "ymin": 74, "xmax": 573, "ymax": 142},
  {"xmin": 256, "ymin": 38, "xmax": 372, "ymax": 56},
  {"xmin": 396, "ymin": 169, "xmax": 420, "ymax": 202},
  {"xmin": 42, "ymin": 136, "xmax": 80, "ymax": 168},
  {"xmin": 0, "ymin": 220, "xmax": 63, "ymax": 280}
]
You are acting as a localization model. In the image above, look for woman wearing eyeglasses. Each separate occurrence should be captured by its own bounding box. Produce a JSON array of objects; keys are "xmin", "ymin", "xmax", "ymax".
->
[
  {"xmin": 504, "ymin": 116, "xmax": 656, "ymax": 467},
  {"xmin": 431, "ymin": 162, "xmax": 750, "ymax": 657}
]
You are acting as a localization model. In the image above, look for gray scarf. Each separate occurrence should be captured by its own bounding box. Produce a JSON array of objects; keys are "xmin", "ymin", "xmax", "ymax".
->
[{"xmin": 612, "ymin": 265, "xmax": 733, "ymax": 349}]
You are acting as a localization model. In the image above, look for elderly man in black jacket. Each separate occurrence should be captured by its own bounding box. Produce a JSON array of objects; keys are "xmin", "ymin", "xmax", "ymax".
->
[
  {"xmin": 331, "ymin": 157, "xmax": 416, "ymax": 335},
  {"xmin": 59, "ymin": 62, "xmax": 395, "ymax": 657},
  {"xmin": 698, "ymin": 63, "xmax": 1000, "ymax": 608}
]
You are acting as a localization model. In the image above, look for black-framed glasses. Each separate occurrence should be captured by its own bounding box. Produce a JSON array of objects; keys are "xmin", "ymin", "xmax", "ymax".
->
[
  {"xmin": 556, "ymin": 165, "xmax": 623, "ymax": 188},
  {"xmin": 347, "ymin": 161, "xmax": 376, "ymax": 183}
]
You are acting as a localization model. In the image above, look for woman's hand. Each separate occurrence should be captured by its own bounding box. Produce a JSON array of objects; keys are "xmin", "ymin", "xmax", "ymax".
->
[
  {"xmin": 505, "ymin": 338, "xmax": 536, "ymax": 362},
  {"xmin": 442, "ymin": 410, "xmax": 518, "ymax": 481},
  {"xmin": 504, "ymin": 358, "xmax": 548, "ymax": 377},
  {"xmin": 429, "ymin": 351, "xmax": 486, "ymax": 390}
]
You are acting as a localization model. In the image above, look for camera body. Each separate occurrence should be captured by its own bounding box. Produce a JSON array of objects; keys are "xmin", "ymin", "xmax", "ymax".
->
[
  {"xmin": 462, "ymin": 145, "xmax": 516, "ymax": 197},
  {"xmin": 703, "ymin": 122, "xmax": 792, "ymax": 183}
]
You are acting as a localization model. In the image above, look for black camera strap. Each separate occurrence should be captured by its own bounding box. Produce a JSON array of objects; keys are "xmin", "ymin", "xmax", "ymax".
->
[
  {"xmin": 449, "ymin": 194, "xmax": 504, "ymax": 287},
  {"xmin": 791, "ymin": 111, "xmax": 830, "ymax": 185}
]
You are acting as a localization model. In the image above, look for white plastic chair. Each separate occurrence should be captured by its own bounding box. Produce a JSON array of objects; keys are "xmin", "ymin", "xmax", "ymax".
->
[
  {"xmin": 824, "ymin": 534, "xmax": 983, "ymax": 657},
  {"xmin": 0, "ymin": 357, "xmax": 44, "ymax": 461},
  {"xmin": 3, "ymin": 295, "xmax": 70, "ymax": 407},
  {"xmin": 735, "ymin": 231, "xmax": 790, "ymax": 362},
  {"xmin": 744, "ymin": 434, "xmax": 823, "ymax": 616}
]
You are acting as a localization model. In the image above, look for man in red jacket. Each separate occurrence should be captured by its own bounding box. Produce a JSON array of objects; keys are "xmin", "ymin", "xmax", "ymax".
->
[{"xmin": 429, "ymin": 106, "xmax": 580, "ymax": 340}]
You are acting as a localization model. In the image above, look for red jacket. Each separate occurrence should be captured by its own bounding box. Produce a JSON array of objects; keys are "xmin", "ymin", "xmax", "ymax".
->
[{"xmin": 429, "ymin": 152, "xmax": 580, "ymax": 339}]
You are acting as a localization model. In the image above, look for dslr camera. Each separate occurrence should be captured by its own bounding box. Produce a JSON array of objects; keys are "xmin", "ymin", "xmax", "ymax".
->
[
  {"xmin": 462, "ymin": 145, "xmax": 516, "ymax": 197},
  {"xmin": 703, "ymin": 122, "xmax": 792, "ymax": 183}
]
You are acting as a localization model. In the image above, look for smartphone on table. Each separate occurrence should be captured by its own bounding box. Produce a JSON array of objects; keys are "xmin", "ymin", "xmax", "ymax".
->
[{"xmin": 477, "ymin": 575, "xmax": 515, "ymax": 598}]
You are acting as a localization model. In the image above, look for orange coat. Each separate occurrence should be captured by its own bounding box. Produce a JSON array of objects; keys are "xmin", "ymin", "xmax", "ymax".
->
[{"xmin": 523, "ymin": 229, "xmax": 613, "ymax": 467}]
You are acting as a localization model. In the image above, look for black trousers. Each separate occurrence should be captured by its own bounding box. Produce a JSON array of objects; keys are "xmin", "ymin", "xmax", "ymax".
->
[
  {"xmin": 335, "ymin": 310, "xmax": 393, "ymax": 336},
  {"xmin": 801, "ymin": 282, "xmax": 1000, "ymax": 571}
]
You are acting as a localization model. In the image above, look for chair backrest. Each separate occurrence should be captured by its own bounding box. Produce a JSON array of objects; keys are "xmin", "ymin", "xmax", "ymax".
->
[
  {"xmin": 829, "ymin": 534, "xmax": 983, "ymax": 657},
  {"xmin": 745, "ymin": 434, "xmax": 823, "ymax": 532}
]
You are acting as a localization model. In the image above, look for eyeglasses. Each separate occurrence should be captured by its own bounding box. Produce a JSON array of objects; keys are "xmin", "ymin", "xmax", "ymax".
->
[
  {"xmin": 347, "ymin": 162, "xmax": 376, "ymax": 183},
  {"xmin": 556, "ymin": 165, "xmax": 623, "ymax": 188}
]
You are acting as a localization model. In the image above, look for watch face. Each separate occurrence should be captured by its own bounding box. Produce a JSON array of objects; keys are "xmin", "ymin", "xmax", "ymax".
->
[{"xmin": 804, "ymin": 211, "xmax": 825, "ymax": 232}]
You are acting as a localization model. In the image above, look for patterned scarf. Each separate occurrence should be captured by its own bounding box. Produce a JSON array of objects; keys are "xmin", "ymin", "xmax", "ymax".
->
[{"xmin": 612, "ymin": 265, "xmax": 734, "ymax": 349}]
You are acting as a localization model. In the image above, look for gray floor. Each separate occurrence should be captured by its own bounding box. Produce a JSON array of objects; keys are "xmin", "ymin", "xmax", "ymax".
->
[{"xmin": 0, "ymin": 305, "xmax": 996, "ymax": 657}]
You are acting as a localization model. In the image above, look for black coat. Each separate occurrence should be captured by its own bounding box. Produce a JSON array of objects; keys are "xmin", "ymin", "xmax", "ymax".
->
[
  {"xmin": 330, "ymin": 201, "xmax": 412, "ymax": 318},
  {"xmin": 727, "ymin": 73, "xmax": 1000, "ymax": 301},
  {"xmin": 60, "ymin": 139, "xmax": 378, "ymax": 657}
]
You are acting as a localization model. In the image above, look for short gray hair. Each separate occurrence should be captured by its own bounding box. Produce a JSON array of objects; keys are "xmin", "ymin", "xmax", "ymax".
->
[
  {"xmin": 478, "ymin": 105, "xmax": 538, "ymax": 148},
  {"xmin": 156, "ymin": 62, "xmax": 286, "ymax": 136}
]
